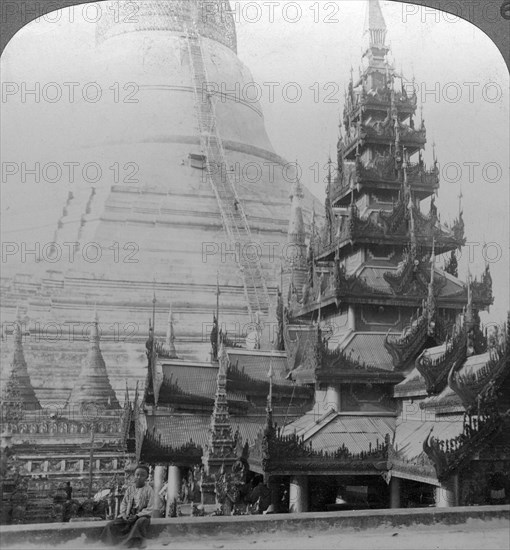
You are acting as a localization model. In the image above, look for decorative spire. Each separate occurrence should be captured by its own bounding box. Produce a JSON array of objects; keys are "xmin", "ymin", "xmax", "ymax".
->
[
  {"xmin": 407, "ymin": 192, "xmax": 417, "ymax": 259},
  {"xmin": 203, "ymin": 341, "xmax": 236, "ymax": 474},
  {"xmin": 426, "ymin": 239, "xmax": 436, "ymax": 336},
  {"xmin": 165, "ymin": 304, "xmax": 178, "ymax": 359},
  {"xmin": 67, "ymin": 310, "xmax": 120, "ymax": 411},
  {"xmin": 1, "ymin": 311, "xmax": 41, "ymax": 412},
  {"xmin": 364, "ymin": 0, "xmax": 387, "ymax": 49},
  {"xmin": 288, "ymin": 179, "xmax": 305, "ymax": 245},
  {"xmin": 267, "ymin": 354, "xmax": 274, "ymax": 413}
]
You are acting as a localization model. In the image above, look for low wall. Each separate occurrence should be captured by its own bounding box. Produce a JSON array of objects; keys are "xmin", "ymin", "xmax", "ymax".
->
[{"xmin": 1, "ymin": 505, "xmax": 509, "ymax": 546}]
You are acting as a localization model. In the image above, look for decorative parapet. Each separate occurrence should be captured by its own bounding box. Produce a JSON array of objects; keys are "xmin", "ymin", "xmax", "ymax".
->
[
  {"xmin": 343, "ymin": 120, "xmax": 426, "ymax": 153},
  {"xmin": 344, "ymin": 88, "xmax": 418, "ymax": 123},
  {"xmin": 2, "ymin": 418, "xmax": 124, "ymax": 438},
  {"xmin": 423, "ymin": 400, "xmax": 503, "ymax": 482}
]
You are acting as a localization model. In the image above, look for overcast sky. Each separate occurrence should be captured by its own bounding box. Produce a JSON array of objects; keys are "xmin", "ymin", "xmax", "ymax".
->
[{"xmin": 1, "ymin": 0, "xmax": 508, "ymax": 324}]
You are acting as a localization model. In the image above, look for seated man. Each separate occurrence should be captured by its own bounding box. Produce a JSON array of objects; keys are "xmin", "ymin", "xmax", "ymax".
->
[{"xmin": 100, "ymin": 465, "xmax": 154, "ymax": 548}]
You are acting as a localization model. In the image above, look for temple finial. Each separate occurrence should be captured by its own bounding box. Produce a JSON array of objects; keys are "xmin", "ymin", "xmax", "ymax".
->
[
  {"xmin": 90, "ymin": 305, "xmax": 100, "ymax": 344},
  {"xmin": 364, "ymin": 0, "xmax": 387, "ymax": 49}
]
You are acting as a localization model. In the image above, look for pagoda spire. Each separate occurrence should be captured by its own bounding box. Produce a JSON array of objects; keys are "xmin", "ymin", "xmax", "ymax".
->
[
  {"xmin": 67, "ymin": 310, "xmax": 120, "ymax": 411},
  {"xmin": 1, "ymin": 310, "xmax": 41, "ymax": 412}
]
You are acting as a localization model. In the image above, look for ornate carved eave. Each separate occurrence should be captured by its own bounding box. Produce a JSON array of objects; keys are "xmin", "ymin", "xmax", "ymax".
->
[
  {"xmin": 250, "ymin": 419, "xmax": 391, "ymax": 474},
  {"xmin": 344, "ymin": 88, "xmax": 418, "ymax": 120},
  {"xmin": 423, "ymin": 402, "xmax": 503, "ymax": 482},
  {"xmin": 448, "ymin": 345, "xmax": 509, "ymax": 408},
  {"xmin": 157, "ymin": 374, "xmax": 215, "ymax": 408},
  {"xmin": 138, "ymin": 429, "xmax": 203, "ymax": 465},
  {"xmin": 471, "ymin": 265, "xmax": 494, "ymax": 307},
  {"xmin": 416, "ymin": 330, "xmax": 467, "ymax": 395},
  {"xmin": 227, "ymin": 363, "xmax": 313, "ymax": 401},
  {"xmin": 387, "ymin": 444, "xmax": 437, "ymax": 482},
  {"xmin": 316, "ymin": 340, "xmax": 403, "ymax": 383},
  {"xmin": 314, "ymin": 202, "xmax": 463, "ymax": 261},
  {"xmin": 383, "ymin": 252, "xmax": 429, "ymax": 295},
  {"xmin": 384, "ymin": 314, "xmax": 429, "ymax": 369}
]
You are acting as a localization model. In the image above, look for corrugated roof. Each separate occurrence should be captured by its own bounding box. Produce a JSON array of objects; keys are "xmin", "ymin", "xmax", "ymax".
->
[
  {"xmin": 145, "ymin": 413, "xmax": 296, "ymax": 449},
  {"xmin": 393, "ymin": 366, "xmax": 427, "ymax": 396},
  {"xmin": 359, "ymin": 265, "xmax": 465, "ymax": 298},
  {"xmin": 420, "ymin": 384, "xmax": 463, "ymax": 411},
  {"xmin": 462, "ymin": 351, "xmax": 491, "ymax": 376},
  {"xmin": 341, "ymin": 332, "xmax": 394, "ymax": 371},
  {"xmin": 394, "ymin": 417, "xmax": 464, "ymax": 461},
  {"xmin": 309, "ymin": 416, "xmax": 395, "ymax": 454},
  {"xmin": 359, "ymin": 267, "xmax": 393, "ymax": 293},
  {"xmin": 227, "ymin": 352, "xmax": 292, "ymax": 385},
  {"xmin": 283, "ymin": 412, "xmax": 395, "ymax": 455},
  {"xmin": 161, "ymin": 364, "xmax": 217, "ymax": 398}
]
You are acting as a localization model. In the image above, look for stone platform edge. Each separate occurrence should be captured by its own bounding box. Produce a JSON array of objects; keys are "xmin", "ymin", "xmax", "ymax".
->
[{"xmin": 1, "ymin": 505, "xmax": 509, "ymax": 546}]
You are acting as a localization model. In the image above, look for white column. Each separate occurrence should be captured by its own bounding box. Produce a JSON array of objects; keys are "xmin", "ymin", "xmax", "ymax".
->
[
  {"xmin": 325, "ymin": 386, "xmax": 341, "ymax": 412},
  {"xmin": 289, "ymin": 475, "xmax": 309, "ymax": 513},
  {"xmin": 348, "ymin": 305, "xmax": 356, "ymax": 331},
  {"xmin": 152, "ymin": 465, "xmax": 166, "ymax": 518},
  {"xmin": 390, "ymin": 477, "xmax": 401, "ymax": 509},
  {"xmin": 165, "ymin": 465, "xmax": 181, "ymax": 517},
  {"xmin": 435, "ymin": 475, "xmax": 458, "ymax": 508}
]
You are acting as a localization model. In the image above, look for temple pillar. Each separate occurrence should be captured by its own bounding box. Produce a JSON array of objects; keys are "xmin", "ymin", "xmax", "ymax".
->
[
  {"xmin": 152, "ymin": 465, "xmax": 166, "ymax": 518},
  {"xmin": 435, "ymin": 475, "xmax": 458, "ymax": 508},
  {"xmin": 267, "ymin": 477, "xmax": 280, "ymax": 513},
  {"xmin": 390, "ymin": 477, "xmax": 401, "ymax": 508},
  {"xmin": 289, "ymin": 475, "xmax": 309, "ymax": 513},
  {"xmin": 165, "ymin": 465, "xmax": 181, "ymax": 516}
]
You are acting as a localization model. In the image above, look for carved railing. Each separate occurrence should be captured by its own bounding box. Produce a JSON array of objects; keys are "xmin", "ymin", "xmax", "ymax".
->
[
  {"xmin": 2, "ymin": 418, "xmax": 123, "ymax": 437},
  {"xmin": 423, "ymin": 401, "xmax": 502, "ymax": 482},
  {"xmin": 331, "ymin": 157, "xmax": 438, "ymax": 205},
  {"xmin": 343, "ymin": 121, "xmax": 426, "ymax": 150},
  {"xmin": 345, "ymin": 89, "xmax": 418, "ymax": 116}
]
